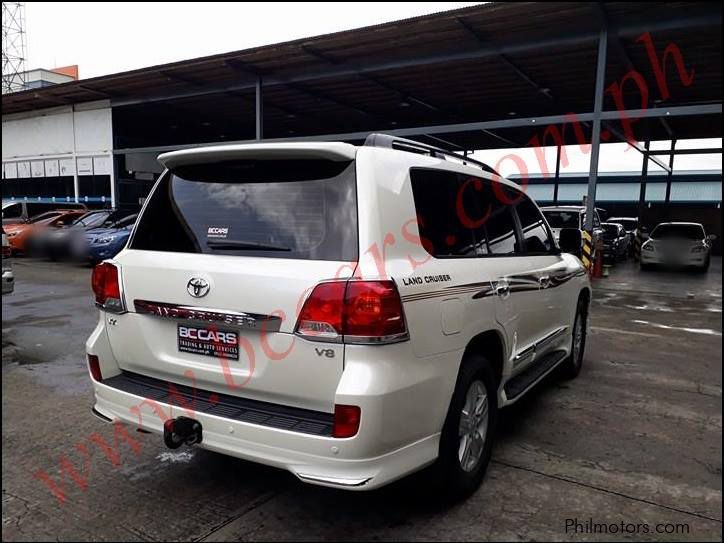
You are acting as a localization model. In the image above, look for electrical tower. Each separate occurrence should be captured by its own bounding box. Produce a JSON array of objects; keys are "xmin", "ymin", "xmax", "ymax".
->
[{"xmin": 2, "ymin": 2, "xmax": 28, "ymax": 94}]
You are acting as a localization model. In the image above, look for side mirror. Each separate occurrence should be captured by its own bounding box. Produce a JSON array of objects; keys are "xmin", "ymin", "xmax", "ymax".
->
[
  {"xmin": 559, "ymin": 228, "xmax": 582, "ymax": 257},
  {"xmin": 639, "ymin": 226, "xmax": 649, "ymax": 234},
  {"xmin": 707, "ymin": 234, "xmax": 717, "ymax": 241}
]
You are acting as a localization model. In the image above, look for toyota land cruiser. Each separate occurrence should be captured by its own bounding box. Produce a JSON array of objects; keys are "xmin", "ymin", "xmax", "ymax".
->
[{"xmin": 86, "ymin": 134, "xmax": 590, "ymax": 499}]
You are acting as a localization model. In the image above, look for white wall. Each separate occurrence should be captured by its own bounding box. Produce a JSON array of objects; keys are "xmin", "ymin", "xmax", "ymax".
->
[
  {"xmin": 2, "ymin": 101, "xmax": 115, "ymax": 205},
  {"xmin": 2, "ymin": 101, "xmax": 112, "ymax": 159}
]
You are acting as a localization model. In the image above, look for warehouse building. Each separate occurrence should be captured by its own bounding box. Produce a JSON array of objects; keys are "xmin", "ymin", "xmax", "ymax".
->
[{"xmin": 2, "ymin": 2, "xmax": 721, "ymax": 234}]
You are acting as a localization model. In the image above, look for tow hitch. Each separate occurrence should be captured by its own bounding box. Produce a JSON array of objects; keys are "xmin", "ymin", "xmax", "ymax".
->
[{"xmin": 163, "ymin": 417, "xmax": 203, "ymax": 449}]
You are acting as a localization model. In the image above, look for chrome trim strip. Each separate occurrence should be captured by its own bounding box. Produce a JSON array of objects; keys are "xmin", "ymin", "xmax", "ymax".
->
[
  {"xmin": 295, "ymin": 473, "xmax": 373, "ymax": 488},
  {"xmin": 294, "ymin": 331, "xmax": 409, "ymax": 345},
  {"xmin": 536, "ymin": 326, "xmax": 569, "ymax": 350},
  {"xmin": 134, "ymin": 299, "xmax": 282, "ymax": 332},
  {"xmin": 344, "ymin": 332, "xmax": 410, "ymax": 345},
  {"xmin": 513, "ymin": 326, "xmax": 568, "ymax": 364},
  {"xmin": 513, "ymin": 345, "xmax": 535, "ymax": 363}
]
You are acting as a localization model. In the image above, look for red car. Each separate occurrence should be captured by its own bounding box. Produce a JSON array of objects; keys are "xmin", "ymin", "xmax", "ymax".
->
[{"xmin": 4, "ymin": 210, "xmax": 87, "ymax": 254}]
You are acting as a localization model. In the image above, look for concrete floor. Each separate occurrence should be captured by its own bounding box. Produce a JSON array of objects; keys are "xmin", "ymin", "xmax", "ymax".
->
[{"xmin": 2, "ymin": 258, "xmax": 722, "ymax": 541}]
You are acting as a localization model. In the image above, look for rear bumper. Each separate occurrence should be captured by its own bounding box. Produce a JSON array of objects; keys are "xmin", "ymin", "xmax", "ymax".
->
[{"xmin": 92, "ymin": 380, "xmax": 439, "ymax": 490}]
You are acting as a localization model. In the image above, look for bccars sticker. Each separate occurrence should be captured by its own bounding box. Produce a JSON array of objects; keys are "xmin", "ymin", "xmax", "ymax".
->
[
  {"xmin": 178, "ymin": 324, "xmax": 239, "ymax": 360},
  {"xmin": 207, "ymin": 226, "xmax": 229, "ymax": 239}
]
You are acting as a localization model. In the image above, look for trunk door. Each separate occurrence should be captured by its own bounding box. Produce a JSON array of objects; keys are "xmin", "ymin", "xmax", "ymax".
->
[{"xmin": 107, "ymin": 151, "xmax": 358, "ymax": 412}]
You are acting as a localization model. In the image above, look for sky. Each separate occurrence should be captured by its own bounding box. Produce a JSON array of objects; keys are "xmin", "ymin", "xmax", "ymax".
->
[{"xmin": 23, "ymin": 2, "xmax": 722, "ymax": 174}]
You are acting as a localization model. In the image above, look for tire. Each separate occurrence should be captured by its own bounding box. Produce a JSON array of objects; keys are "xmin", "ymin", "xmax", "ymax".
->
[
  {"xmin": 428, "ymin": 353, "xmax": 498, "ymax": 501},
  {"xmin": 559, "ymin": 297, "xmax": 587, "ymax": 380}
]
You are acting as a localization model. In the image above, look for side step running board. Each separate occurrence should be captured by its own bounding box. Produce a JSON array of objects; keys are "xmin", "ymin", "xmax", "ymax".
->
[{"xmin": 504, "ymin": 350, "xmax": 567, "ymax": 401}]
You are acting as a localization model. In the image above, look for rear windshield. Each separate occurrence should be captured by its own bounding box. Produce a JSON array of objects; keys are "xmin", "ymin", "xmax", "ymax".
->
[
  {"xmin": 611, "ymin": 219, "xmax": 636, "ymax": 230},
  {"xmin": 650, "ymin": 224, "xmax": 704, "ymax": 240},
  {"xmin": 543, "ymin": 210, "xmax": 580, "ymax": 229},
  {"xmin": 130, "ymin": 159, "xmax": 358, "ymax": 261},
  {"xmin": 602, "ymin": 224, "xmax": 620, "ymax": 239}
]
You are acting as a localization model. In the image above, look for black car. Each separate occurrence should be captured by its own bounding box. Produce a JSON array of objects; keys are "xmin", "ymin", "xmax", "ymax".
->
[{"xmin": 601, "ymin": 222, "xmax": 629, "ymax": 262}]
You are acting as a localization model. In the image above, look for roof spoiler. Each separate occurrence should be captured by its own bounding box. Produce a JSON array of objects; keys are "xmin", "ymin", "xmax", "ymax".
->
[
  {"xmin": 364, "ymin": 133, "xmax": 500, "ymax": 176},
  {"xmin": 158, "ymin": 142, "xmax": 356, "ymax": 169}
]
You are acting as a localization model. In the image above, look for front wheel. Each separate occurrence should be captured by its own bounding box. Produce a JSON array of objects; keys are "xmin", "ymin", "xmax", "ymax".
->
[
  {"xmin": 559, "ymin": 299, "xmax": 587, "ymax": 379},
  {"xmin": 429, "ymin": 354, "xmax": 498, "ymax": 501}
]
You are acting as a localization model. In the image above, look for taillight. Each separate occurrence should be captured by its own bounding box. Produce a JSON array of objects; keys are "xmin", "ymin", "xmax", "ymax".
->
[
  {"xmin": 333, "ymin": 404, "xmax": 361, "ymax": 438},
  {"xmin": 91, "ymin": 261, "xmax": 125, "ymax": 313},
  {"xmin": 87, "ymin": 354, "xmax": 102, "ymax": 382},
  {"xmin": 295, "ymin": 280, "xmax": 408, "ymax": 344}
]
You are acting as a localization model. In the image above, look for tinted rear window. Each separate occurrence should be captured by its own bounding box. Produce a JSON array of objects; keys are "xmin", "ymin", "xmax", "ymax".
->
[
  {"xmin": 602, "ymin": 224, "xmax": 620, "ymax": 238},
  {"xmin": 131, "ymin": 159, "xmax": 358, "ymax": 261},
  {"xmin": 409, "ymin": 168, "xmax": 521, "ymax": 258}
]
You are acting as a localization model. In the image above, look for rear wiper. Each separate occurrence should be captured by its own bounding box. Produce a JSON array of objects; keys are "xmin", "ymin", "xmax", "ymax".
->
[{"xmin": 206, "ymin": 239, "xmax": 291, "ymax": 251}]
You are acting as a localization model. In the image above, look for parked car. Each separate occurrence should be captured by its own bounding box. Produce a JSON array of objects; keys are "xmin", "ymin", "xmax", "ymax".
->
[
  {"xmin": 86, "ymin": 135, "xmax": 590, "ymax": 500},
  {"xmin": 601, "ymin": 222, "xmax": 629, "ymax": 262},
  {"xmin": 641, "ymin": 222, "xmax": 716, "ymax": 272},
  {"xmin": 32, "ymin": 209, "xmax": 113, "ymax": 260},
  {"xmin": 2, "ymin": 200, "xmax": 87, "ymax": 225},
  {"xmin": 86, "ymin": 213, "xmax": 138, "ymax": 263},
  {"xmin": 2, "ymin": 228, "xmax": 14, "ymax": 295},
  {"xmin": 4, "ymin": 210, "xmax": 86, "ymax": 254},
  {"xmin": 607, "ymin": 217, "xmax": 638, "ymax": 237},
  {"xmin": 541, "ymin": 205, "xmax": 604, "ymax": 252},
  {"xmin": 640, "ymin": 222, "xmax": 713, "ymax": 272}
]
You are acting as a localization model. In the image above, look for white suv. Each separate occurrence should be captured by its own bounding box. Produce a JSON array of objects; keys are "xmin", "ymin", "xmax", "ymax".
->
[
  {"xmin": 86, "ymin": 135, "xmax": 590, "ymax": 498},
  {"xmin": 640, "ymin": 222, "xmax": 713, "ymax": 272}
]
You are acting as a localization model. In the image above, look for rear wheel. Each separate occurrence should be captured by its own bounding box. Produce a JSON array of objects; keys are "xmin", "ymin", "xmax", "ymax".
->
[
  {"xmin": 429, "ymin": 353, "xmax": 498, "ymax": 501},
  {"xmin": 559, "ymin": 298, "xmax": 587, "ymax": 379}
]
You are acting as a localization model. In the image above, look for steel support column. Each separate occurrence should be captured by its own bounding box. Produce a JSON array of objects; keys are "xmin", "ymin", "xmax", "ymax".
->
[
  {"xmin": 585, "ymin": 28, "xmax": 608, "ymax": 232},
  {"xmin": 553, "ymin": 144, "xmax": 562, "ymax": 205},
  {"xmin": 638, "ymin": 140, "xmax": 650, "ymax": 220},
  {"xmin": 255, "ymin": 77, "xmax": 263, "ymax": 140},
  {"xmin": 664, "ymin": 139, "xmax": 677, "ymax": 213}
]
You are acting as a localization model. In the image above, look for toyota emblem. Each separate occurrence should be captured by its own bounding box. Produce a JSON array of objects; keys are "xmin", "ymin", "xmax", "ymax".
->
[{"xmin": 187, "ymin": 277, "xmax": 210, "ymax": 298}]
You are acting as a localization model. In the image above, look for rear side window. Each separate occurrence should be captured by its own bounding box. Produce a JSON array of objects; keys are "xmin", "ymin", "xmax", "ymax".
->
[
  {"xmin": 515, "ymin": 197, "xmax": 553, "ymax": 254},
  {"xmin": 131, "ymin": 159, "xmax": 358, "ymax": 261},
  {"xmin": 410, "ymin": 168, "xmax": 521, "ymax": 257},
  {"xmin": 26, "ymin": 203, "xmax": 51, "ymax": 218},
  {"xmin": 408, "ymin": 169, "xmax": 479, "ymax": 257}
]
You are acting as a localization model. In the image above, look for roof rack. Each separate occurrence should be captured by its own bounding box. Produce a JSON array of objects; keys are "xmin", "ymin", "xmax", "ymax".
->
[{"xmin": 363, "ymin": 133, "xmax": 500, "ymax": 176}]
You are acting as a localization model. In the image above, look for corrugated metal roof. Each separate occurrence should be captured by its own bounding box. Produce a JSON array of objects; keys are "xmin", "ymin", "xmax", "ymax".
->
[{"xmin": 2, "ymin": 2, "xmax": 721, "ymax": 149}]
